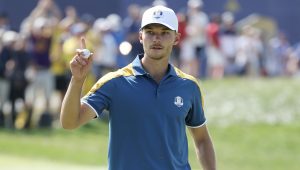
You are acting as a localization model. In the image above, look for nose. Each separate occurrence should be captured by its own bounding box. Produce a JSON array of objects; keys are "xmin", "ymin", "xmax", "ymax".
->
[{"xmin": 153, "ymin": 33, "xmax": 162, "ymax": 42}]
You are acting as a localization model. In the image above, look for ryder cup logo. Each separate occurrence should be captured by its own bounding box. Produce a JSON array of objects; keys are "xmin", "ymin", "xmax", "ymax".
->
[
  {"xmin": 153, "ymin": 10, "xmax": 163, "ymax": 19},
  {"xmin": 174, "ymin": 96, "xmax": 183, "ymax": 107}
]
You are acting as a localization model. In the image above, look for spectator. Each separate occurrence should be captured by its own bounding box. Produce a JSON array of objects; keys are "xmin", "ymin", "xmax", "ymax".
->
[
  {"xmin": 220, "ymin": 11, "xmax": 238, "ymax": 76},
  {"xmin": 49, "ymin": 5, "xmax": 78, "ymax": 121},
  {"xmin": 171, "ymin": 11, "xmax": 187, "ymax": 67},
  {"xmin": 123, "ymin": 4, "xmax": 144, "ymax": 62},
  {"xmin": 6, "ymin": 35, "xmax": 31, "ymax": 129},
  {"xmin": 0, "ymin": 12, "xmax": 10, "ymax": 31},
  {"xmin": 266, "ymin": 32, "xmax": 291, "ymax": 76},
  {"xmin": 106, "ymin": 14, "xmax": 127, "ymax": 68},
  {"xmin": 25, "ymin": 17, "xmax": 55, "ymax": 128},
  {"xmin": 0, "ymin": 30, "xmax": 17, "ymax": 127},
  {"xmin": 206, "ymin": 13, "xmax": 224, "ymax": 79},
  {"xmin": 92, "ymin": 17, "xmax": 118, "ymax": 79},
  {"xmin": 180, "ymin": 0, "xmax": 209, "ymax": 78}
]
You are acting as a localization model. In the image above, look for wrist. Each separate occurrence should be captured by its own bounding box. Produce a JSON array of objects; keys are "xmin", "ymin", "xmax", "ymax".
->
[{"xmin": 71, "ymin": 76, "xmax": 85, "ymax": 85}]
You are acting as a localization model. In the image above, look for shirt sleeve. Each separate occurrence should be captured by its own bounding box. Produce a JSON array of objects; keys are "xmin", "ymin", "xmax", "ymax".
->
[
  {"xmin": 185, "ymin": 82, "xmax": 206, "ymax": 127},
  {"xmin": 81, "ymin": 79, "xmax": 114, "ymax": 118}
]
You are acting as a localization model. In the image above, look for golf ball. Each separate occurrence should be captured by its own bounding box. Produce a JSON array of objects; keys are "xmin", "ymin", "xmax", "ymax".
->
[{"xmin": 81, "ymin": 49, "xmax": 91, "ymax": 59}]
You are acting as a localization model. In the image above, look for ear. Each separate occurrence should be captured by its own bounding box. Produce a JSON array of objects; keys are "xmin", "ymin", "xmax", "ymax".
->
[
  {"xmin": 173, "ymin": 32, "xmax": 181, "ymax": 45},
  {"xmin": 139, "ymin": 31, "xmax": 143, "ymax": 43}
]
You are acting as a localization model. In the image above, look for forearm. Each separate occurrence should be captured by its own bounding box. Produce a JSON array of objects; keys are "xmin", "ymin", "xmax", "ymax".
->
[
  {"xmin": 196, "ymin": 138, "xmax": 216, "ymax": 170},
  {"xmin": 60, "ymin": 77, "xmax": 85, "ymax": 129}
]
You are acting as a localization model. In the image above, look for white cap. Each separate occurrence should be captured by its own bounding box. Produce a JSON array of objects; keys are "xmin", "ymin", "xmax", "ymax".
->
[{"xmin": 140, "ymin": 5, "xmax": 178, "ymax": 32}]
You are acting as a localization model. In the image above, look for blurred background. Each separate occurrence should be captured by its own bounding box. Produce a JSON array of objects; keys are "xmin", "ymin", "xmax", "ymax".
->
[{"xmin": 0, "ymin": 0, "xmax": 299, "ymax": 169}]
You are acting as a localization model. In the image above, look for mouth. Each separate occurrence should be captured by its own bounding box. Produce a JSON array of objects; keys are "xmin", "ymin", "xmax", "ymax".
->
[{"xmin": 150, "ymin": 45, "xmax": 163, "ymax": 50}]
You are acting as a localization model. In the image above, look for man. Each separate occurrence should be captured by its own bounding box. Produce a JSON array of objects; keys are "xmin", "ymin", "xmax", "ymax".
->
[{"xmin": 60, "ymin": 5, "xmax": 216, "ymax": 170}]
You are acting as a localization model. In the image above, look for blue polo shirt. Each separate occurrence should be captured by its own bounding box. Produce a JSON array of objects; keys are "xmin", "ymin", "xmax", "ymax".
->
[{"xmin": 82, "ymin": 55, "xmax": 206, "ymax": 170}]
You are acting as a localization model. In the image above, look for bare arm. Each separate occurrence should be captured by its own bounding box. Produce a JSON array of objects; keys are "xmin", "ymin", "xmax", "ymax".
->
[
  {"xmin": 60, "ymin": 37, "xmax": 95, "ymax": 129},
  {"xmin": 189, "ymin": 124, "xmax": 216, "ymax": 170}
]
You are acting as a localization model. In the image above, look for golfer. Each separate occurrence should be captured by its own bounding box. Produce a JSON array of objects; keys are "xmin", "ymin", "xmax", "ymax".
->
[{"xmin": 61, "ymin": 5, "xmax": 216, "ymax": 170}]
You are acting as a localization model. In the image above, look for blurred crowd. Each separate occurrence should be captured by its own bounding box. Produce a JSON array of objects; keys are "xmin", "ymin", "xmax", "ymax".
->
[{"xmin": 0, "ymin": 0, "xmax": 300, "ymax": 129}]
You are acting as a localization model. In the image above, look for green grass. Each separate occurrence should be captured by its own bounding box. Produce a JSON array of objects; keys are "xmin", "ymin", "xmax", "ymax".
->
[
  {"xmin": 0, "ymin": 78, "xmax": 299, "ymax": 170},
  {"xmin": 202, "ymin": 77, "xmax": 300, "ymax": 125},
  {"xmin": 190, "ymin": 123, "xmax": 300, "ymax": 170},
  {"xmin": 0, "ymin": 121, "xmax": 109, "ymax": 166}
]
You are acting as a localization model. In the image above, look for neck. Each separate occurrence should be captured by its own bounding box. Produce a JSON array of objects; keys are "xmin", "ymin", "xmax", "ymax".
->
[{"xmin": 141, "ymin": 54, "xmax": 169, "ymax": 83}]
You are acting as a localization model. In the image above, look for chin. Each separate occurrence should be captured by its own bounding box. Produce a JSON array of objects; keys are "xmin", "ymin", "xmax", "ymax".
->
[
  {"xmin": 147, "ymin": 53, "xmax": 164, "ymax": 60},
  {"xmin": 145, "ymin": 49, "xmax": 168, "ymax": 60}
]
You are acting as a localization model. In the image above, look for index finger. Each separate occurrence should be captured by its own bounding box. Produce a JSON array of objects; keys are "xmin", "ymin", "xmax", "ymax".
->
[{"xmin": 80, "ymin": 37, "xmax": 86, "ymax": 49}]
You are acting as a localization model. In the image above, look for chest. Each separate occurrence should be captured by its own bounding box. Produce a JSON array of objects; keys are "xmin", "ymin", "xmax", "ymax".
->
[{"xmin": 111, "ymin": 76, "xmax": 193, "ymax": 121}]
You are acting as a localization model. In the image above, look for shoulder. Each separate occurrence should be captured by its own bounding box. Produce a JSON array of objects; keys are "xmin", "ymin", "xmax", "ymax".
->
[
  {"xmin": 174, "ymin": 67, "xmax": 205, "ymax": 106},
  {"xmin": 173, "ymin": 67, "xmax": 202, "ymax": 90},
  {"xmin": 89, "ymin": 63, "xmax": 134, "ymax": 93}
]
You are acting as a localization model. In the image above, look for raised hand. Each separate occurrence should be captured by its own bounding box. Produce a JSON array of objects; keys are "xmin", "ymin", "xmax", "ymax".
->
[{"xmin": 69, "ymin": 37, "xmax": 93, "ymax": 81}]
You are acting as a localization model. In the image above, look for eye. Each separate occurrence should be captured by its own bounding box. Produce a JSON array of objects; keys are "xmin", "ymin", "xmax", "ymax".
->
[
  {"xmin": 149, "ymin": 31, "xmax": 155, "ymax": 35},
  {"xmin": 162, "ymin": 31, "xmax": 169, "ymax": 35},
  {"xmin": 145, "ymin": 30, "xmax": 154, "ymax": 35}
]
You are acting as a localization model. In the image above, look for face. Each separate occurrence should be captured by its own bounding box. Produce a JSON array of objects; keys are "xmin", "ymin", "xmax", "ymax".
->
[{"xmin": 139, "ymin": 24, "xmax": 180, "ymax": 60}]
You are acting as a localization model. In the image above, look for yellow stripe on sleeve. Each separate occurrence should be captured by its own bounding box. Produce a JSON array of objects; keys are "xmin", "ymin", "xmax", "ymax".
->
[{"xmin": 85, "ymin": 63, "xmax": 134, "ymax": 96}]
